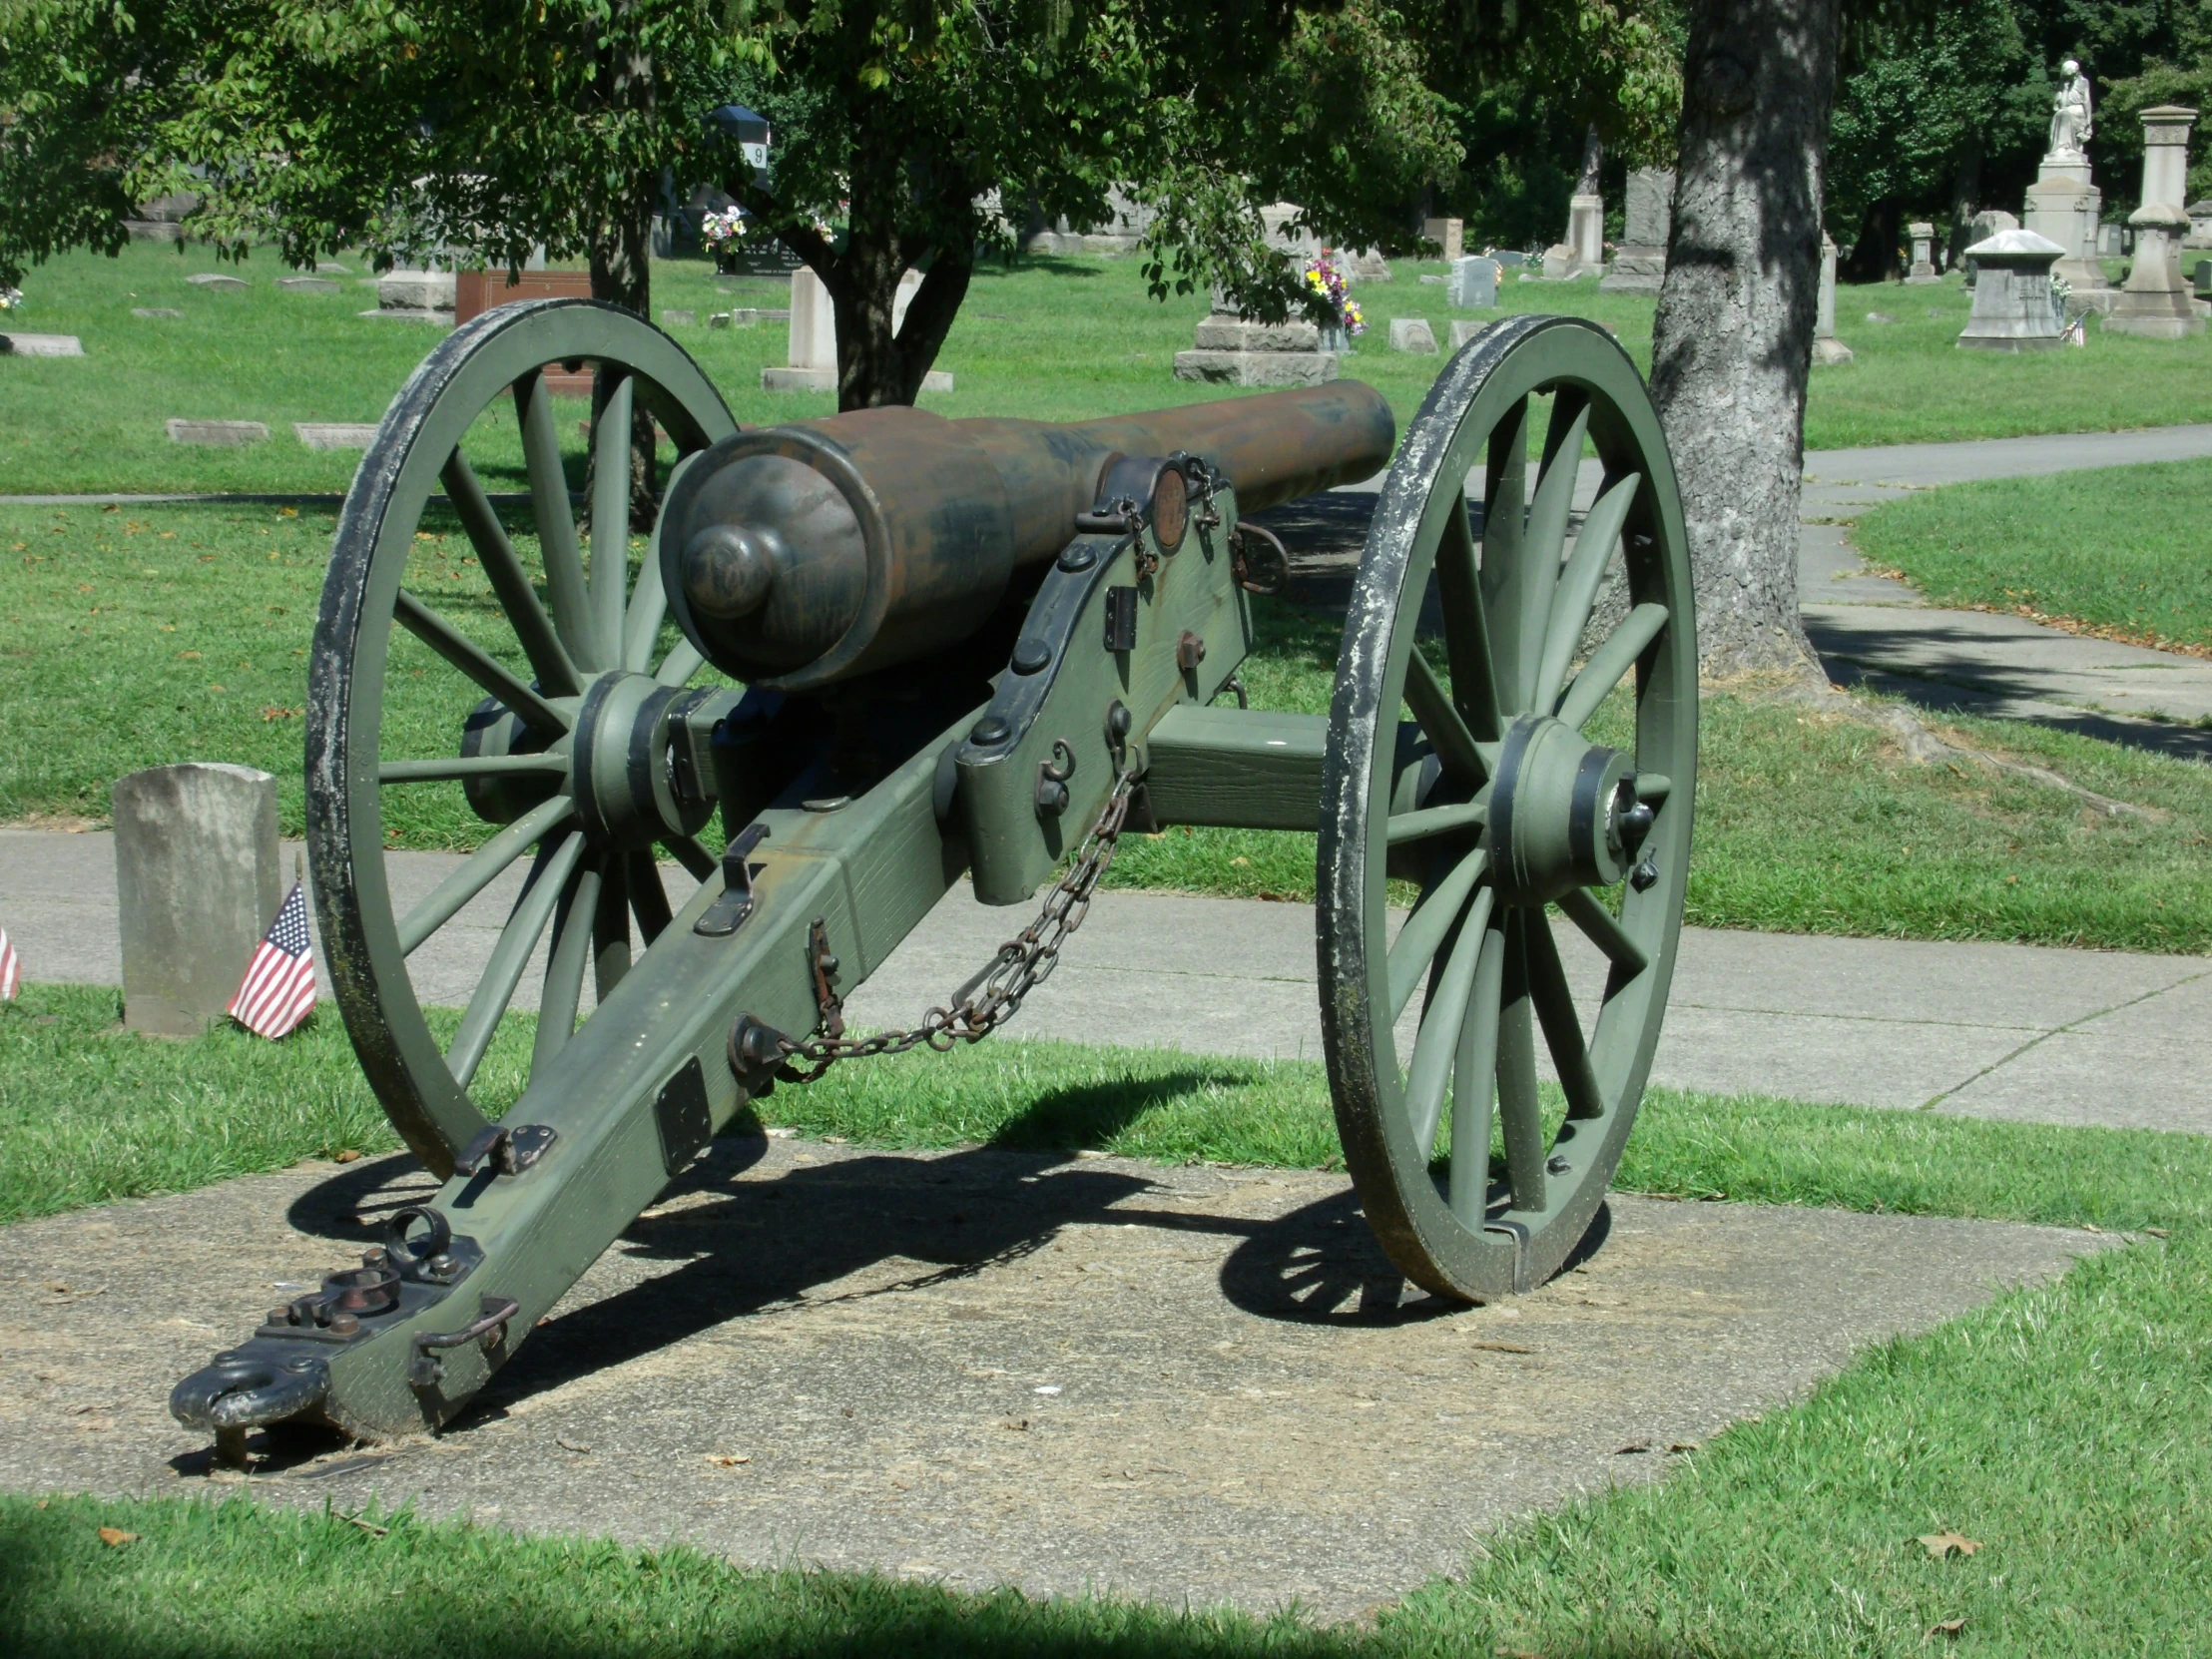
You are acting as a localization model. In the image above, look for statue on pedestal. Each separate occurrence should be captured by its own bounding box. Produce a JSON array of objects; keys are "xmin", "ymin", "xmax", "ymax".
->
[{"xmin": 2048, "ymin": 61, "xmax": 2093, "ymax": 163}]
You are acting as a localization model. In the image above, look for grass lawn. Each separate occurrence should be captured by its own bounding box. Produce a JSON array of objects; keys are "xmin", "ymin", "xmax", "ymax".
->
[
  {"xmin": 1853, "ymin": 455, "xmax": 2212, "ymax": 659},
  {"xmin": 5, "ymin": 244, "xmax": 2211, "ymax": 495},
  {"xmin": 10, "ymin": 497, "xmax": 2212, "ymax": 952},
  {"xmin": 3, "ymin": 986, "xmax": 2210, "ymax": 1655}
]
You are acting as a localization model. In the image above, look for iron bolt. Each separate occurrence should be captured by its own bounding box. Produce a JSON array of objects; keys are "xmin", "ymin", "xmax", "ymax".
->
[
  {"xmin": 1629, "ymin": 857, "xmax": 1660, "ymax": 892},
  {"xmin": 1546, "ymin": 1155, "xmax": 1571, "ymax": 1175},
  {"xmin": 426, "ymin": 1253, "xmax": 459, "ymax": 1282},
  {"xmin": 268, "ymin": 1306, "xmax": 291, "ymax": 1326},
  {"xmin": 971, "ymin": 716, "xmax": 1010, "ymax": 746},
  {"xmin": 1036, "ymin": 778, "xmax": 1070, "ymax": 814},
  {"xmin": 1011, "ymin": 638, "xmax": 1052, "ymax": 675},
  {"xmin": 328, "ymin": 1313, "xmax": 360, "ymax": 1337}
]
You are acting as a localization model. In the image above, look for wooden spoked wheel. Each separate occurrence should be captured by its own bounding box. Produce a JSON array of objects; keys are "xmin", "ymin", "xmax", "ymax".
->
[
  {"xmin": 308, "ymin": 299, "xmax": 738, "ymax": 1176},
  {"xmin": 1318, "ymin": 314, "xmax": 1697, "ymax": 1303}
]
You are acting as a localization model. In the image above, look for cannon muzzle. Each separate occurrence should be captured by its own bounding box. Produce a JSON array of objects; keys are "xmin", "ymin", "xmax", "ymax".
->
[{"xmin": 660, "ymin": 382, "xmax": 1394, "ymax": 690}]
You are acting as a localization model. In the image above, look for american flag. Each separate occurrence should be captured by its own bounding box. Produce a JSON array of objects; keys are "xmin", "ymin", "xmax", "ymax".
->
[
  {"xmin": 228, "ymin": 881, "xmax": 316, "ymax": 1038},
  {"xmin": 0, "ymin": 924, "xmax": 19, "ymax": 1001}
]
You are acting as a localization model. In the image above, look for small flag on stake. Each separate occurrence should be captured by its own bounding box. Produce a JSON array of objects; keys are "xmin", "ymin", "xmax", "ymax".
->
[
  {"xmin": 0, "ymin": 924, "xmax": 19, "ymax": 1001},
  {"xmin": 228, "ymin": 880, "xmax": 316, "ymax": 1039}
]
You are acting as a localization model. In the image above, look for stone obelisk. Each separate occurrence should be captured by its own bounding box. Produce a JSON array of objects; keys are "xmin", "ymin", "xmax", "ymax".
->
[{"xmin": 2107, "ymin": 105, "xmax": 2205, "ymax": 338}]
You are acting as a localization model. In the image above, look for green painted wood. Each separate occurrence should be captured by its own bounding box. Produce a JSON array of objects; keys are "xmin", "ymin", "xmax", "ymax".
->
[{"xmin": 1142, "ymin": 705, "xmax": 1328, "ymax": 830}]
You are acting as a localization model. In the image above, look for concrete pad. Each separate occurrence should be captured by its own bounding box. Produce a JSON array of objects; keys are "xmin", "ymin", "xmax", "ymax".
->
[{"xmin": 0, "ymin": 1143, "xmax": 2112, "ymax": 1617}]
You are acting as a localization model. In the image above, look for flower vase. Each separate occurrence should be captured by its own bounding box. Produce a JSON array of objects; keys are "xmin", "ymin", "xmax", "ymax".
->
[{"xmin": 1319, "ymin": 321, "xmax": 1352, "ymax": 354}]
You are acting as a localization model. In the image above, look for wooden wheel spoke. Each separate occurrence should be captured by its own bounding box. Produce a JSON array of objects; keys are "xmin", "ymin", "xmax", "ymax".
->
[
  {"xmin": 589, "ymin": 372, "xmax": 634, "ymax": 672},
  {"xmin": 1557, "ymin": 602, "xmax": 1669, "ymax": 732},
  {"xmin": 1525, "ymin": 913, "xmax": 1604, "ymax": 1122},
  {"xmin": 397, "ymin": 795, "xmax": 573, "ymax": 954},
  {"xmin": 447, "ymin": 829, "xmax": 586, "ymax": 1088},
  {"xmin": 394, "ymin": 590, "xmax": 567, "ymax": 737},
  {"xmin": 622, "ymin": 528, "xmax": 669, "ymax": 674},
  {"xmin": 1405, "ymin": 889, "xmax": 1497, "ymax": 1157},
  {"xmin": 380, "ymin": 753, "xmax": 567, "ymax": 786},
  {"xmin": 531, "ymin": 855, "xmax": 602, "ymax": 1075},
  {"xmin": 1448, "ymin": 925, "xmax": 1507, "ymax": 1226},
  {"xmin": 629, "ymin": 849, "xmax": 676, "ymax": 943},
  {"xmin": 515, "ymin": 369, "xmax": 598, "ymax": 671},
  {"xmin": 1404, "ymin": 652, "xmax": 1495, "ymax": 784},
  {"xmin": 1385, "ymin": 790, "xmax": 1490, "ymax": 846},
  {"xmin": 1532, "ymin": 470, "xmax": 1642, "ymax": 715},
  {"xmin": 1386, "ymin": 846, "xmax": 1489, "ymax": 1020},
  {"xmin": 663, "ymin": 834, "xmax": 718, "ymax": 882},
  {"xmin": 1512, "ymin": 394, "xmax": 1591, "ymax": 708},
  {"xmin": 1478, "ymin": 398, "xmax": 1530, "ymax": 713},
  {"xmin": 1432, "ymin": 495, "xmax": 1503, "ymax": 741},
  {"xmin": 655, "ymin": 639, "xmax": 705, "ymax": 688},
  {"xmin": 440, "ymin": 447, "xmax": 581, "ymax": 696},
  {"xmin": 1495, "ymin": 913, "xmax": 1545, "ymax": 1213},
  {"xmin": 1556, "ymin": 886, "xmax": 1649, "ymax": 978},
  {"xmin": 592, "ymin": 860, "xmax": 632, "ymax": 998}
]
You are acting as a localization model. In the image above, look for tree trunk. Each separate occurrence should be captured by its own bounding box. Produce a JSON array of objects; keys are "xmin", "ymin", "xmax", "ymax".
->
[
  {"xmin": 823, "ymin": 149, "xmax": 971, "ymax": 410},
  {"xmin": 1947, "ymin": 134, "xmax": 1984, "ymax": 266},
  {"xmin": 1651, "ymin": 0, "xmax": 1845, "ymax": 677},
  {"xmin": 1840, "ymin": 198, "xmax": 1900, "ymax": 283},
  {"xmin": 586, "ymin": 21, "xmax": 657, "ymax": 526}
]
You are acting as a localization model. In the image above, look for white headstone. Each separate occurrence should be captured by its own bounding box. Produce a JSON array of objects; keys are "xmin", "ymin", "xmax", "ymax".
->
[
  {"xmin": 788, "ymin": 268, "xmax": 836, "ymax": 369},
  {"xmin": 186, "ymin": 273, "xmax": 248, "ymax": 289},
  {"xmin": 0, "ymin": 332, "xmax": 84, "ymax": 356},
  {"xmin": 293, "ymin": 422, "xmax": 379, "ymax": 450},
  {"xmin": 1906, "ymin": 222, "xmax": 1939, "ymax": 282},
  {"xmin": 166, "ymin": 419, "xmax": 269, "ymax": 446}
]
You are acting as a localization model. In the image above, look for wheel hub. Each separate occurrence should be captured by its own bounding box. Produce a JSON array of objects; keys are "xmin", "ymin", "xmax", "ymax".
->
[
  {"xmin": 570, "ymin": 672, "xmax": 713, "ymax": 850},
  {"xmin": 1488, "ymin": 714, "xmax": 1647, "ymax": 903}
]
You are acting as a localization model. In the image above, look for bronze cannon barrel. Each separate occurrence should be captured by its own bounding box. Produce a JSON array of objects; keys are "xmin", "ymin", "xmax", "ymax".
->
[{"xmin": 660, "ymin": 381, "xmax": 1394, "ymax": 691}]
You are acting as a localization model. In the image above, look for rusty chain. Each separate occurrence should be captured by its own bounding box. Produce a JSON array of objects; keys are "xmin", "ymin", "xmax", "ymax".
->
[{"xmin": 737, "ymin": 765, "xmax": 1140, "ymax": 1085}]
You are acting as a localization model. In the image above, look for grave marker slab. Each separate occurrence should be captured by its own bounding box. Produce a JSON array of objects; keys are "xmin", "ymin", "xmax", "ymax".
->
[
  {"xmin": 1388, "ymin": 317, "xmax": 1438, "ymax": 353},
  {"xmin": 1446, "ymin": 257, "xmax": 1498, "ymax": 308},
  {"xmin": 132, "ymin": 307, "xmax": 184, "ymax": 319},
  {"xmin": 0, "ymin": 333, "xmax": 84, "ymax": 356},
  {"xmin": 185, "ymin": 273, "xmax": 248, "ymax": 289},
  {"xmin": 166, "ymin": 419, "xmax": 269, "ymax": 446},
  {"xmin": 113, "ymin": 763, "xmax": 280, "ymax": 1035},
  {"xmin": 293, "ymin": 422, "xmax": 380, "ymax": 450},
  {"xmin": 276, "ymin": 276, "xmax": 340, "ymax": 293}
]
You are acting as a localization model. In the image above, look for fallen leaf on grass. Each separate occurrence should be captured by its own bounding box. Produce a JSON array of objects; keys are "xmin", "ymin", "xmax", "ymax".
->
[
  {"xmin": 1918, "ymin": 1532, "xmax": 1981, "ymax": 1559},
  {"xmin": 2146, "ymin": 1227, "xmax": 2171, "ymax": 1239},
  {"xmin": 1927, "ymin": 1617, "xmax": 1966, "ymax": 1639},
  {"xmin": 704, "ymin": 1453, "xmax": 751, "ymax": 1467},
  {"xmin": 332, "ymin": 1149, "xmax": 361, "ymax": 1164},
  {"xmin": 335, "ymin": 1511, "xmax": 387, "ymax": 1536},
  {"xmin": 97, "ymin": 1527, "xmax": 137, "ymax": 1547}
]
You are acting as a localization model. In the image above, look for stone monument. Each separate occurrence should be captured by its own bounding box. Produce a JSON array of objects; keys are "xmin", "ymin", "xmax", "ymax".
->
[
  {"xmin": 1421, "ymin": 218, "xmax": 1464, "ymax": 262},
  {"xmin": 1446, "ymin": 256, "xmax": 1499, "ymax": 308},
  {"xmin": 113, "ymin": 763, "xmax": 281, "ymax": 1035},
  {"xmin": 2107, "ymin": 106, "xmax": 2205, "ymax": 338},
  {"xmin": 1173, "ymin": 309, "xmax": 1339, "ymax": 386},
  {"xmin": 1543, "ymin": 126, "xmax": 1605, "ymax": 279},
  {"xmin": 1600, "ymin": 169, "xmax": 1674, "ymax": 294},
  {"xmin": 1955, "ymin": 228, "xmax": 2066, "ymax": 350},
  {"xmin": 2022, "ymin": 60, "xmax": 2111, "ymax": 304},
  {"xmin": 1905, "ymin": 222, "xmax": 1939, "ymax": 282},
  {"xmin": 764, "ymin": 269, "xmax": 952, "ymax": 390},
  {"xmin": 1813, "ymin": 235, "xmax": 1854, "ymax": 364}
]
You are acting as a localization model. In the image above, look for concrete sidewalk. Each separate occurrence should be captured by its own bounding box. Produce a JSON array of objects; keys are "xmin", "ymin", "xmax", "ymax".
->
[
  {"xmin": 6, "ymin": 827, "xmax": 2207, "ymax": 1134},
  {"xmin": 1802, "ymin": 427, "xmax": 2212, "ymax": 758}
]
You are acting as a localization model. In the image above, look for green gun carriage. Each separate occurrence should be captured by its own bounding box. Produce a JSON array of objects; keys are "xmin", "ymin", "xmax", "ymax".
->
[{"xmin": 173, "ymin": 299, "xmax": 1696, "ymax": 1455}]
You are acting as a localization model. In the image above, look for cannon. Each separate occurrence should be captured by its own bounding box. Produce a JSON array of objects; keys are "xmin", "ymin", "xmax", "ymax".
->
[{"xmin": 173, "ymin": 298, "xmax": 1695, "ymax": 1454}]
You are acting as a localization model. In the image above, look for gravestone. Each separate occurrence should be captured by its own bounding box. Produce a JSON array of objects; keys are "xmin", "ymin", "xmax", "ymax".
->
[
  {"xmin": 316, "ymin": 262, "xmax": 349, "ymax": 275},
  {"xmin": 125, "ymin": 192, "xmax": 199, "ymax": 243},
  {"xmin": 709, "ymin": 312, "xmax": 736, "ymax": 329},
  {"xmin": 1387, "ymin": 317, "xmax": 1438, "ymax": 353},
  {"xmin": 276, "ymin": 276, "xmax": 339, "ymax": 293},
  {"xmin": 661, "ymin": 308, "xmax": 696, "ymax": 327},
  {"xmin": 166, "ymin": 419, "xmax": 268, "ymax": 446},
  {"xmin": 2023, "ymin": 59, "xmax": 2111, "ymax": 303},
  {"xmin": 1544, "ymin": 125, "xmax": 1605, "ymax": 279},
  {"xmin": 2106, "ymin": 106, "xmax": 2205, "ymax": 338},
  {"xmin": 374, "ymin": 271, "xmax": 455, "ymax": 319},
  {"xmin": 1493, "ymin": 250, "xmax": 1526, "ymax": 269},
  {"xmin": 132, "ymin": 308, "xmax": 183, "ymax": 319},
  {"xmin": 1448, "ymin": 318, "xmax": 1488, "ymax": 349},
  {"xmin": 1421, "ymin": 218, "xmax": 1463, "ymax": 262},
  {"xmin": 292, "ymin": 422, "xmax": 378, "ymax": 450},
  {"xmin": 1905, "ymin": 222, "xmax": 1939, "ymax": 282},
  {"xmin": 186, "ymin": 273, "xmax": 248, "ymax": 289},
  {"xmin": 1813, "ymin": 235, "xmax": 1854, "ymax": 364},
  {"xmin": 1345, "ymin": 249, "xmax": 1392, "ymax": 283},
  {"xmin": 1174, "ymin": 312, "xmax": 1338, "ymax": 387},
  {"xmin": 1960, "ymin": 210, "xmax": 2021, "ymax": 283},
  {"xmin": 113, "ymin": 763, "xmax": 280, "ymax": 1035},
  {"xmin": 2189, "ymin": 201, "xmax": 2212, "ymax": 249},
  {"xmin": 1600, "ymin": 169, "xmax": 1673, "ymax": 294},
  {"xmin": 1446, "ymin": 257, "xmax": 1498, "ymax": 308},
  {"xmin": 1956, "ymin": 228, "xmax": 2066, "ymax": 351},
  {"xmin": 765, "ymin": 270, "xmax": 951, "ymax": 392},
  {"xmin": 0, "ymin": 333, "xmax": 84, "ymax": 356}
]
